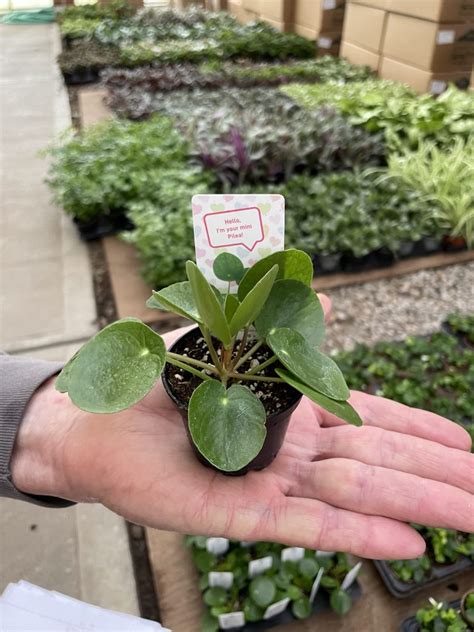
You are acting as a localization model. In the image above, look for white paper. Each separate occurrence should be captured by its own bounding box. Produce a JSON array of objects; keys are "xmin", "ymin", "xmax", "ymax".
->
[
  {"xmin": 436, "ymin": 30, "xmax": 455, "ymax": 44},
  {"xmin": 323, "ymin": 0, "xmax": 337, "ymax": 9},
  {"xmin": 341, "ymin": 562, "xmax": 362, "ymax": 591},
  {"xmin": 281, "ymin": 547, "xmax": 305, "ymax": 562},
  {"xmin": 309, "ymin": 568, "xmax": 325, "ymax": 603},
  {"xmin": 206, "ymin": 537, "xmax": 229, "ymax": 556},
  {"xmin": 248, "ymin": 555, "xmax": 273, "ymax": 578},
  {"xmin": 263, "ymin": 597, "xmax": 290, "ymax": 619},
  {"xmin": 208, "ymin": 572, "xmax": 234, "ymax": 589},
  {"xmin": 218, "ymin": 611, "xmax": 245, "ymax": 629},
  {"xmin": 318, "ymin": 37, "xmax": 333, "ymax": 49},
  {"xmin": 430, "ymin": 80, "xmax": 447, "ymax": 94}
]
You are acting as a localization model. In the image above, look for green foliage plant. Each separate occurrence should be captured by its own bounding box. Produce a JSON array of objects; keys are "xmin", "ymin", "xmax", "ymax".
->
[
  {"xmin": 416, "ymin": 599, "xmax": 468, "ymax": 632},
  {"xmin": 57, "ymin": 250, "xmax": 361, "ymax": 473}
]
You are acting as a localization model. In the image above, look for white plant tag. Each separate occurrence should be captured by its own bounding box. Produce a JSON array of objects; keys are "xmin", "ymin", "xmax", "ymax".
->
[
  {"xmin": 437, "ymin": 30, "xmax": 455, "ymax": 44},
  {"xmin": 263, "ymin": 597, "xmax": 290, "ymax": 620},
  {"xmin": 208, "ymin": 572, "xmax": 234, "ymax": 589},
  {"xmin": 309, "ymin": 567, "xmax": 325, "ymax": 603},
  {"xmin": 318, "ymin": 37, "xmax": 333, "ymax": 49},
  {"xmin": 192, "ymin": 194, "xmax": 284, "ymax": 287},
  {"xmin": 430, "ymin": 80, "xmax": 447, "ymax": 94},
  {"xmin": 248, "ymin": 555, "xmax": 273, "ymax": 578},
  {"xmin": 240, "ymin": 541, "xmax": 256, "ymax": 548},
  {"xmin": 315, "ymin": 550, "xmax": 336, "ymax": 558},
  {"xmin": 323, "ymin": 0, "xmax": 336, "ymax": 9},
  {"xmin": 218, "ymin": 612, "xmax": 245, "ymax": 629},
  {"xmin": 281, "ymin": 547, "xmax": 305, "ymax": 562},
  {"xmin": 341, "ymin": 562, "xmax": 362, "ymax": 591},
  {"xmin": 206, "ymin": 537, "xmax": 229, "ymax": 556}
]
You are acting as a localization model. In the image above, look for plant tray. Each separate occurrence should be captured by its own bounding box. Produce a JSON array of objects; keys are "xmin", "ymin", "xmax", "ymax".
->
[
  {"xmin": 236, "ymin": 580, "xmax": 362, "ymax": 631},
  {"xmin": 373, "ymin": 558, "xmax": 473, "ymax": 599},
  {"xmin": 62, "ymin": 67, "xmax": 101, "ymax": 86},
  {"xmin": 73, "ymin": 213, "xmax": 133, "ymax": 241},
  {"xmin": 399, "ymin": 600, "xmax": 462, "ymax": 632}
]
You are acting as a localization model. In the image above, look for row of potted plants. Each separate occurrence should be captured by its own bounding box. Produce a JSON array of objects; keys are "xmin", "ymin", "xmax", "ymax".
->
[
  {"xmin": 185, "ymin": 536, "xmax": 362, "ymax": 631},
  {"xmin": 401, "ymin": 594, "xmax": 474, "ymax": 631}
]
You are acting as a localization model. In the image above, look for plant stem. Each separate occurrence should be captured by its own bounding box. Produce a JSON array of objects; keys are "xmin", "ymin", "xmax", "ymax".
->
[
  {"xmin": 229, "ymin": 372, "xmax": 284, "ymax": 383},
  {"xmin": 166, "ymin": 356, "xmax": 213, "ymax": 382},
  {"xmin": 234, "ymin": 338, "xmax": 264, "ymax": 371},
  {"xmin": 232, "ymin": 326, "xmax": 249, "ymax": 369},
  {"xmin": 246, "ymin": 354, "xmax": 278, "ymax": 375},
  {"xmin": 200, "ymin": 326, "xmax": 224, "ymax": 375},
  {"xmin": 166, "ymin": 352, "xmax": 218, "ymax": 374}
]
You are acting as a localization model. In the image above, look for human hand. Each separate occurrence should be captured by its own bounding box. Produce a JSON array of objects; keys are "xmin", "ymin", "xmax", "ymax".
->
[{"xmin": 12, "ymin": 300, "xmax": 473, "ymax": 560}]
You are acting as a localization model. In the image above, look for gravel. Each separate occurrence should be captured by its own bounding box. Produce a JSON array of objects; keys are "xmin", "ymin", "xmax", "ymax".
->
[{"xmin": 322, "ymin": 262, "xmax": 474, "ymax": 352}]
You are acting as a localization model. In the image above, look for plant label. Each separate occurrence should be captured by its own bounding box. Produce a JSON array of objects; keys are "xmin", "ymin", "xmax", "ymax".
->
[
  {"xmin": 315, "ymin": 550, "xmax": 336, "ymax": 558},
  {"xmin": 208, "ymin": 572, "xmax": 234, "ymax": 590},
  {"xmin": 192, "ymin": 194, "xmax": 285, "ymax": 286},
  {"xmin": 281, "ymin": 547, "xmax": 305, "ymax": 562},
  {"xmin": 248, "ymin": 556, "xmax": 273, "ymax": 578},
  {"xmin": 206, "ymin": 537, "xmax": 229, "ymax": 556},
  {"xmin": 309, "ymin": 568, "xmax": 325, "ymax": 603},
  {"xmin": 341, "ymin": 562, "xmax": 362, "ymax": 591},
  {"xmin": 436, "ymin": 30, "xmax": 455, "ymax": 45},
  {"xmin": 240, "ymin": 541, "xmax": 256, "ymax": 548},
  {"xmin": 218, "ymin": 611, "xmax": 245, "ymax": 629},
  {"xmin": 263, "ymin": 597, "xmax": 290, "ymax": 620}
]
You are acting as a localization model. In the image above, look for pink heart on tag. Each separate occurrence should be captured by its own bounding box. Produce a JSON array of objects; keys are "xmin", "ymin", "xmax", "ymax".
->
[
  {"xmin": 196, "ymin": 247, "xmax": 206, "ymax": 258},
  {"xmin": 270, "ymin": 236, "xmax": 280, "ymax": 246},
  {"xmin": 271, "ymin": 194, "xmax": 282, "ymax": 201},
  {"xmin": 193, "ymin": 204, "xmax": 202, "ymax": 214},
  {"xmin": 224, "ymin": 195, "xmax": 234, "ymax": 202},
  {"xmin": 205, "ymin": 259, "xmax": 213, "ymax": 268},
  {"xmin": 269, "ymin": 214, "xmax": 280, "ymax": 224}
]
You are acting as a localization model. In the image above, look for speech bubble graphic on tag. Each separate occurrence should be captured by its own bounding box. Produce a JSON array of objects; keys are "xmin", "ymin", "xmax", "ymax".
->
[{"xmin": 203, "ymin": 207, "xmax": 264, "ymax": 252}]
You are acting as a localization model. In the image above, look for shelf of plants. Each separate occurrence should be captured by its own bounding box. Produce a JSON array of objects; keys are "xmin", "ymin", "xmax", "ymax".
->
[
  {"xmin": 186, "ymin": 537, "xmax": 362, "ymax": 632},
  {"xmin": 336, "ymin": 313, "xmax": 474, "ymax": 599}
]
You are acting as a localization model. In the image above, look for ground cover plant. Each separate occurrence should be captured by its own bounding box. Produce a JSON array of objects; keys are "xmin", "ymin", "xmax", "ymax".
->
[
  {"xmin": 57, "ymin": 39, "xmax": 120, "ymax": 76},
  {"xmin": 186, "ymin": 537, "xmax": 359, "ymax": 630},
  {"xmin": 56, "ymin": 249, "xmax": 362, "ymax": 474},
  {"xmin": 282, "ymin": 81, "xmax": 474, "ymax": 153}
]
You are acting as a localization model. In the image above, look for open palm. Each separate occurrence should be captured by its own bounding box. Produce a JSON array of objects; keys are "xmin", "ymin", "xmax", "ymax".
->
[{"xmin": 62, "ymin": 328, "xmax": 473, "ymax": 561}]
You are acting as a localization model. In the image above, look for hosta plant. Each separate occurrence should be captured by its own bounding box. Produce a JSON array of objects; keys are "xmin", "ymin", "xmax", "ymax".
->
[{"xmin": 56, "ymin": 250, "xmax": 361, "ymax": 474}]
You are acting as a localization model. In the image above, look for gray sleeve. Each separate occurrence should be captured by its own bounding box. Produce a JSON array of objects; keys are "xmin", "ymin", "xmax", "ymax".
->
[{"xmin": 0, "ymin": 352, "xmax": 75, "ymax": 507}]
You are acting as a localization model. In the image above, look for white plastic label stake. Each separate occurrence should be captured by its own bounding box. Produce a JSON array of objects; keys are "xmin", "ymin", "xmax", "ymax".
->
[
  {"xmin": 437, "ymin": 30, "xmax": 455, "ymax": 44},
  {"xmin": 315, "ymin": 550, "xmax": 336, "ymax": 558},
  {"xmin": 341, "ymin": 562, "xmax": 362, "ymax": 591},
  {"xmin": 318, "ymin": 37, "xmax": 333, "ymax": 49},
  {"xmin": 192, "ymin": 194, "xmax": 284, "ymax": 287},
  {"xmin": 323, "ymin": 0, "xmax": 336, "ymax": 9},
  {"xmin": 240, "ymin": 541, "xmax": 256, "ymax": 548},
  {"xmin": 281, "ymin": 547, "xmax": 305, "ymax": 562},
  {"xmin": 430, "ymin": 80, "xmax": 447, "ymax": 94},
  {"xmin": 218, "ymin": 612, "xmax": 245, "ymax": 629},
  {"xmin": 248, "ymin": 556, "xmax": 273, "ymax": 578},
  {"xmin": 310, "ymin": 567, "xmax": 325, "ymax": 603},
  {"xmin": 209, "ymin": 572, "xmax": 234, "ymax": 589},
  {"xmin": 263, "ymin": 597, "xmax": 290, "ymax": 620},
  {"xmin": 206, "ymin": 537, "xmax": 229, "ymax": 556}
]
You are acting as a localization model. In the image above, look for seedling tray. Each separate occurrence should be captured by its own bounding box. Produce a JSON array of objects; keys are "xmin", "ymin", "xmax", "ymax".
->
[
  {"xmin": 238, "ymin": 581, "xmax": 362, "ymax": 631},
  {"xmin": 399, "ymin": 600, "xmax": 462, "ymax": 632},
  {"xmin": 374, "ymin": 558, "xmax": 473, "ymax": 599}
]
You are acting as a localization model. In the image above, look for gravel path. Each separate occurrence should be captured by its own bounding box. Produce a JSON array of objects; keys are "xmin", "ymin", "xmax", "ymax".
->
[{"xmin": 323, "ymin": 262, "xmax": 474, "ymax": 352}]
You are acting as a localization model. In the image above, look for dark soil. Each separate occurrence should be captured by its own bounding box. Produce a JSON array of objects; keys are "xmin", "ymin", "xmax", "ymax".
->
[{"xmin": 164, "ymin": 327, "xmax": 300, "ymax": 416}]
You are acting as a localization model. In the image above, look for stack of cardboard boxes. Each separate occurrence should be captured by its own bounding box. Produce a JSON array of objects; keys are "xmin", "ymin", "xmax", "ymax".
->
[
  {"xmin": 227, "ymin": 0, "xmax": 294, "ymax": 31},
  {"xmin": 341, "ymin": 0, "xmax": 473, "ymax": 93}
]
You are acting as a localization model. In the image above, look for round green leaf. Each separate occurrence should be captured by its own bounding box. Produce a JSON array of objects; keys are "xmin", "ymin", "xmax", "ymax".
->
[
  {"xmin": 213, "ymin": 253, "xmax": 245, "ymax": 282},
  {"xmin": 320, "ymin": 576, "xmax": 339, "ymax": 589},
  {"xmin": 146, "ymin": 282, "xmax": 202, "ymax": 323},
  {"xmin": 229, "ymin": 264, "xmax": 279, "ymax": 336},
  {"xmin": 202, "ymin": 612, "xmax": 219, "ymax": 632},
  {"xmin": 292, "ymin": 596, "xmax": 312, "ymax": 619},
  {"xmin": 330, "ymin": 589, "xmax": 352, "ymax": 615},
  {"xmin": 238, "ymin": 249, "xmax": 313, "ymax": 300},
  {"xmin": 188, "ymin": 381, "xmax": 267, "ymax": 472},
  {"xmin": 276, "ymin": 369, "xmax": 362, "ymax": 426},
  {"xmin": 243, "ymin": 598, "xmax": 264, "ymax": 622},
  {"xmin": 249, "ymin": 576, "xmax": 276, "ymax": 608},
  {"xmin": 194, "ymin": 550, "xmax": 216, "ymax": 573},
  {"xmin": 268, "ymin": 328, "xmax": 350, "ymax": 401},
  {"xmin": 60, "ymin": 319, "xmax": 165, "ymax": 413},
  {"xmin": 299, "ymin": 558, "xmax": 319, "ymax": 579},
  {"xmin": 204, "ymin": 587, "xmax": 228, "ymax": 607},
  {"xmin": 255, "ymin": 279, "xmax": 325, "ymax": 347},
  {"xmin": 287, "ymin": 585, "xmax": 302, "ymax": 600}
]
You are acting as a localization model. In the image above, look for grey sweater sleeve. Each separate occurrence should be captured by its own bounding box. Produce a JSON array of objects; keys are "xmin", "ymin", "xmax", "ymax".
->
[{"xmin": 0, "ymin": 352, "xmax": 75, "ymax": 507}]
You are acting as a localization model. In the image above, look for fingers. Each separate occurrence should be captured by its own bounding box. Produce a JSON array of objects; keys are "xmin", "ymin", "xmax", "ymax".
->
[
  {"xmin": 290, "ymin": 459, "xmax": 474, "ymax": 533},
  {"xmin": 317, "ymin": 293, "xmax": 331, "ymax": 322},
  {"xmin": 317, "ymin": 391, "xmax": 472, "ymax": 451},
  {"xmin": 262, "ymin": 497, "xmax": 426, "ymax": 560},
  {"xmin": 316, "ymin": 425, "xmax": 474, "ymax": 494}
]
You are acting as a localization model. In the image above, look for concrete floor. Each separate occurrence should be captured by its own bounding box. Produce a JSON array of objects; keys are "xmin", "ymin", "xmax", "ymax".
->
[{"xmin": 0, "ymin": 24, "xmax": 139, "ymax": 615}]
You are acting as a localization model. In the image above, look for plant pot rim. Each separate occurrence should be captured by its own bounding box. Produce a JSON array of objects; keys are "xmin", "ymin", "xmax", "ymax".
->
[{"xmin": 460, "ymin": 589, "xmax": 474, "ymax": 626}]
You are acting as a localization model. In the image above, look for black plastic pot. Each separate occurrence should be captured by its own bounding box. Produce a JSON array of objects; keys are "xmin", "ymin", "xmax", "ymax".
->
[
  {"xmin": 373, "ymin": 557, "xmax": 474, "ymax": 599},
  {"xmin": 62, "ymin": 67, "xmax": 101, "ymax": 85},
  {"xmin": 397, "ymin": 241, "xmax": 415, "ymax": 258},
  {"xmin": 400, "ymin": 600, "xmax": 462, "ymax": 632},
  {"xmin": 422, "ymin": 235, "xmax": 443, "ymax": 254},
  {"xmin": 162, "ymin": 327, "xmax": 302, "ymax": 476},
  {"xmin": 341, "ymin": 251, "xmax": 378, "ymax": 272},
  {"xmin": 442, "ymin": 235, "xmax": 467, "ymax": 252},
  {"xmin": 461, "ymin": 590, "xmax": 474, "ymax": 628},
  {"xmin": 73, "ymin": 212, "xmax": 134, "ymax": 241},
  {"xmin": 313, "ymin": 253, "xmax": 342, "ymax": 274}
]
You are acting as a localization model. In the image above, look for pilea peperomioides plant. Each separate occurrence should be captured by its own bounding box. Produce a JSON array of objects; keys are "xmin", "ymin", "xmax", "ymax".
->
[{"xmin": 57, "ymin": 249, "xmax": 362, "ymax": 474}]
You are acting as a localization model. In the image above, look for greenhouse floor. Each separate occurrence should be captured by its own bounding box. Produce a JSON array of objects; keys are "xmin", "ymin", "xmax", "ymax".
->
[{"xmin": 0, "ymin": 24, "xmax": 139, "ymax": 615}]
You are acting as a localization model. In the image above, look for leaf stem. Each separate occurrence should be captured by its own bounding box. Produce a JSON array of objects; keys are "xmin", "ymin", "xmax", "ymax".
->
[
  {"xmin": 166, "ymin": 352, "xmax": 218, "ymax": 374},
  {"xmin": 246, "ymin": 354, "xmax": 278, "ymax": 375},
  {"xmin": 229, "ymin": 372, "xmax": 284, "ymax": 383},
  {"xmin": 166, "ymin": 356, "xmax": 213, "ymax": 382},
  {"xmin": 234, "ymin": 338, "xmax": 264, "ymax": 371},
  {"xmin": 232, "ymin": 325, "xmax": 249, "ymax": 369},
  {"xmin": 200, "ymin": 326, "xmax": 224, "ymax": 375}
]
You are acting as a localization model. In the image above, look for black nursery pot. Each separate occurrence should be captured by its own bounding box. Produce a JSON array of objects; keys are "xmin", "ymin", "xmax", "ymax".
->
[{"xmin": 162, "ymin": 327, "xmax": 302, "ymax": 476}]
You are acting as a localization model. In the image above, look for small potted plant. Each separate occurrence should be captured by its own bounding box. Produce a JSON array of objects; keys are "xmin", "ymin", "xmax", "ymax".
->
[
  {"xmin": 57, "ymin": 249, "xmax": 361, "ymax": 475},
  {"xmin": 461, "ymin": 590, "xmax": 474, "ymax": 628},
  {"xmin": 400, "ymin": 598, "xmax": 471, "ymax": 632}
]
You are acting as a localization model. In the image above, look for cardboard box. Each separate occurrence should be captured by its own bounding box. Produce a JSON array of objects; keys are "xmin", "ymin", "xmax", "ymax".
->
[
  {"xmin": 260, "ymin": 0, "xmax": 294, "ymax": 23},
  {"xmin": 242, "ymin": 0, "xmax": 260, "ymax": 11},
  {"xmin": 317, "ymin": 31, "xmax": 342, "ymax": 56},
  {"xmin": 380, "ymin": 56, "xmax": 472, "ymax": 94},
  {"xmin": 388, "ymin": 0, "xmax": 474, "ymax": 23},
  {"xmin": 350, "ymin": 0, "xmax": 389, "ymax": 8},
  {"xmin": 383, "ymin": 14, "xmax": 474, "ymax": 71},
  {"xmin": 340, "ymin": 40, "xmax": 380, "ymax": 70},
  {"xmin": 294, "ymin": 0, "xmax": 346, "ymax": 35},
  {"xmin": 342, "ymin": 2, "xmax": 387, "ymax": 52}
]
